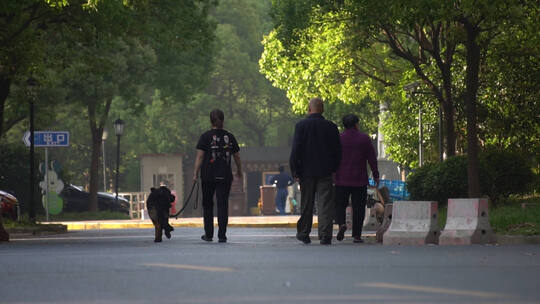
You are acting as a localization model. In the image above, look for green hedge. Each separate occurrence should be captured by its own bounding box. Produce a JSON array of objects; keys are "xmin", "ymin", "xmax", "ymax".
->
[
  {"xmin": 0, "ymin": 144, "xmax": 35, "ymax": 213},
  {"xmin": 407, "ymin": 149, "xmax": 535, "ymax": 205},
  {"xmin": 479, "ymin": 149, "xmax": 535, "ymax": 203}
]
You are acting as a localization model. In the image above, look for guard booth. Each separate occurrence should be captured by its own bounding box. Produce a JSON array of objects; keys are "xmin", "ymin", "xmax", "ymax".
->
[
  {"xmin": 139, "ymin": 154, "xmax": 184, "ymax": 213},
  {"xmin": 243, "ymin": 147, "xmax": 295, "ymax": 215}
]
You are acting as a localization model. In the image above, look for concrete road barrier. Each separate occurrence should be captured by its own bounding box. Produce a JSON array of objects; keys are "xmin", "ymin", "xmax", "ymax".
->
[
  {"xmin": 383, "ymin": 201, "xmax": 439, "ymax": 246},
  {"xmin": 439, "ymin": 198, "xmax": 496, "ymax": 245},
  {"xmin": 376, "ymin": 203, "xmax": 393, "ymax": 243},
  {"xmin": 345, "ymin": 206, "xmax": 352, "ymax": 230},
  {"xmin": 363, "ymin": 207, "xmax": 381, "ymax": 231}
]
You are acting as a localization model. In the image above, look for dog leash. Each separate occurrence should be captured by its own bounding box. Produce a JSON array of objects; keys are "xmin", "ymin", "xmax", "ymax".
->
[{"xmin": 170, "ymin": 179, "xmax": 199, "ymax": 218}]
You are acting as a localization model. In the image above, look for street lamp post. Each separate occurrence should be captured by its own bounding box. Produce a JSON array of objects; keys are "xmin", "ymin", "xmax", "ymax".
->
[
  {"xmin": 438, "ymin": 105, "xmax": 443, "ymax": 162},
  {"xmin": 404, "ymin": 82, "xmax": 423, "ymax": 167},
  {"xmin": 113, "ymin": 119, "xmax": 124, "ymax": 204},
  {"xmin": 27, "ymin": 77, "xmax": 38, "ymax": 223},
  {"xmin": 404, "ymin": 82, "xmax": 444, "ymax": 165},
  {"xmin": 102, "ymin": 129, "xmax": 108, "ymax": 192}
]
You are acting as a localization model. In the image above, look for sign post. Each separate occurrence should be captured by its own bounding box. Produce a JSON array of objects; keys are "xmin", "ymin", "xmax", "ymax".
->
[{"xmin": 23, "ymin": 131, "xmax": 70, "ymax": 221}]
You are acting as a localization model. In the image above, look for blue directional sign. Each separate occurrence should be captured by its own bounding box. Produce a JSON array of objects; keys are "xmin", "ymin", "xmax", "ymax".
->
[{"xmin": 23, "ymin": 131, "xmax": 70, "ymax": 147}]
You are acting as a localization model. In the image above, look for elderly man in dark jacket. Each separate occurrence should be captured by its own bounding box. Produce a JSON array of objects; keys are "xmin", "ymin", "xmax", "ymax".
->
[{"xmin": 290, "ymin": 97, "xmax": 342, "ymax": 245}]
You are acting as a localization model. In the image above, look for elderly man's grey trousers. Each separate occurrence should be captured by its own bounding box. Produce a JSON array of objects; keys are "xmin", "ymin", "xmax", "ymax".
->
[{"xmin": 297, "ymin": 175, "xmax": 335, "ymax": 241}]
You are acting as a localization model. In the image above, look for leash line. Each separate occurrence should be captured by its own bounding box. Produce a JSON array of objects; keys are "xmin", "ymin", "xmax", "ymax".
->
[{"xmin": 170, "ymin": 179, "xmax": 199, "ymax": 218}]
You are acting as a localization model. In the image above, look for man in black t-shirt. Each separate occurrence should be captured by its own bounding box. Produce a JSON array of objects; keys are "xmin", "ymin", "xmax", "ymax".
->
[{"xmin": 194, "ymin": 109, "xmax": 242, "ymax": 243}]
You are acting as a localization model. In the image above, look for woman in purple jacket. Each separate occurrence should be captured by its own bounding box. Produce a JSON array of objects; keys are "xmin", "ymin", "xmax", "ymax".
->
[{"xmin": 334, "ymin": 114, "xmax": 380, "ymax": 243}]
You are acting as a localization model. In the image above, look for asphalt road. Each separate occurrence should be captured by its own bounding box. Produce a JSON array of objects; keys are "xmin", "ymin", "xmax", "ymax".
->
[{"xmin": 1, "ymin": 227, "xmax": 540, "ymax": 304}]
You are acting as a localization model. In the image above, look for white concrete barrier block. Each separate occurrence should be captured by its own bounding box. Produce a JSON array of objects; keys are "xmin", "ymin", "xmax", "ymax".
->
[
  {"xmin": 439, "ymin": 198, "xmax": 496, "ymax": 245},
  {"xmin": 383, "ymin": 201, "xmax": 439, "ymax": 245}
]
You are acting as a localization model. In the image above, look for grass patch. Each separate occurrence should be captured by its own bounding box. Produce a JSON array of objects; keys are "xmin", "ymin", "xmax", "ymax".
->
[
  {"xmin": 490, "ymin": 196, "xmax": 540, "ymax": 235},
  {"xmin": 37, "ymin": 211, "xmax": 130, "ymax": 221},
  {"xmin": 436, "ymin": 196, "xmax": 540, "ymax": 235},
  {"xmin": 437, "ymin": 207, "xmax": 447, "ymax": 230},
  {"xmin": 3, "ymin": 218, "xmax": 42, "ymax": 229},
  {"xmin": 2, "ymin": 211, "xmax": 129, "ymax": 229}
]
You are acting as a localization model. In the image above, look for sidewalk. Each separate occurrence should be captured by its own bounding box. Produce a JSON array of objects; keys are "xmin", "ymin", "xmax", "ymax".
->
[{"xmin": 49, "ymin": 215, "xmax": 311, "ymax": 231}]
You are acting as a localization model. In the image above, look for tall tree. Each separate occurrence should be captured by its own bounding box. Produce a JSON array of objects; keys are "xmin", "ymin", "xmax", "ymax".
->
[
  {"xmin": 268, "ymin": 0, "xmax": 537, "ymax": 196},
  {"xmin": 208, "ymin": 0, "xmax": 297, "ymax": 147},
  {"xmin": 0, "ymin": 0, "xmax": 51, "ymax": 139},
  {"xmin": 44, "ymin": 0, "xmax": 216, "ymax": 210},
  {"xmin": 48, "ymin": 0, "xmax": 153, "ymax": 210}
]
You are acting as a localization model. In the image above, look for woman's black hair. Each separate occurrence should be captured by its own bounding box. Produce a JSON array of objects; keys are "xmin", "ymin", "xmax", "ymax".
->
[
  {"xmin": 342, "ymin": 114, "xmax": 359, "ymax": 129},
  {"xmin": 210, "ymin": 109, "xmax": 224, "ymax": 129}
]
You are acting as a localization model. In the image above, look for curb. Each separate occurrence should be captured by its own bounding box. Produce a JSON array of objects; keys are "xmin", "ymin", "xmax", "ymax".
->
[
  {"xmin": 7, "ymin": 224, "xmax": 68, "ymax": 235},
  {"xmin": 59, "ymin": 222, "xmax": 303, "ymax": 230}
]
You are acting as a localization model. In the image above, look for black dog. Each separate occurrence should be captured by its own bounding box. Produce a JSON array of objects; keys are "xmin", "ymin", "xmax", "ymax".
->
[{"xmin": 146, "ymin": 186, "xmax": 175, "ymax": 242}]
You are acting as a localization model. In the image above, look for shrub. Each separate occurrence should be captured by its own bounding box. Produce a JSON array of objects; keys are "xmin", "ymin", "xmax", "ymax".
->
[
  {"xmin": 407, "ymin": 156, "xmax": 468, "ymax": 206},
  {"xmin": 406, "ymin": 150, "xmax": 534, "ymax": 205},
  {"xmin": 405, "ymin": 162, "xmax": 434, "ymax": 200},
  {"xmin": 479, "ymin": 149, "xmax": 534, "ymax": 203},
  {"xmin": 0, "ymin": 144, "xmax": 36, "ymax": 213}
]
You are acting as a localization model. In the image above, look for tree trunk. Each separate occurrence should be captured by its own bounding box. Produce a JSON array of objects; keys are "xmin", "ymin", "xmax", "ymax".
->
[
  {"xmin": 87, "ymin": 101, "xmax": 100, "ymax": 212},
  {"xmin": 463, "ymin": 20, "xmax": 482, "ymax": 198},
  {"xmin": 87, "ymin": 96, "xmax": 112, "ymax": 212},
  {"xmin": 442, "ymin": 101, "xmax": 455, "ymax": 157},
  {"xmin": 440, "ymin": 61, "xmax": 456, "ymax": 157},
  {"xmin": 88, "ymin": 127, "xmax": 102, "ymax": 212},
  {"xmin": 0, "ymin": 77, "xmax": 11, "ymax": 140}
]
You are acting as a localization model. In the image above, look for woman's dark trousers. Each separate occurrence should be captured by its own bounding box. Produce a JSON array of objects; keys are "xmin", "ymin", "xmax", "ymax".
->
[
  {"xmin": 202, "ymin": 180, "xmax": 232, "ymax": 239},
  {"xmin": 334, "ymin": 185, "xmax": 367, "ymax": 238}
]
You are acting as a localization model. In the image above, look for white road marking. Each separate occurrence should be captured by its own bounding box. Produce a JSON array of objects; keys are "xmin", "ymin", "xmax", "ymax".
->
[
  {"xmin": 142, "ymin": 263, "xmax": 234, "ymax": 272},
  {"xmin": 357, "ymin": 282, "xmax": 507, "ymax": 298}
]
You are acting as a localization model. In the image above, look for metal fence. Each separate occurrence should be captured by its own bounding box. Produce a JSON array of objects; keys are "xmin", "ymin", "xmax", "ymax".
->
[
  {"xmin": 119, "ymin": 192, "xmax": 147, "ymax": 219},
  {"xmin": 369, "ymin": 178, "xmax": 410, "ymax": 201}
]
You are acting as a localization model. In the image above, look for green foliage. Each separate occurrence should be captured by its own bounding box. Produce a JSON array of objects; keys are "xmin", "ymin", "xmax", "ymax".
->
[
  {"xmin": 0, "ymin": 144, "xmax": 34, "ymax": 212},
  {"xmin": 37, "ymin": 211, "xmax": 130, "ymax": 221},
  {"xmin": 3, "ymin": 218, "xmax": 46, "ymax": 228},
  {"xmin": 407, "ymin": 156, "xmax": 468, "ymax": 205},
  {"xmin": 407, "ymin": 150, "xmax": 535, "ymax": 204},
  {"xmin": 479, "ymin": 2, "xmax": 540, "ymax": 155},
  {"xmin": 489, "ymin": 197, "xmax": 540, "ymax": 235},
  {"xmin": 405, "ymin": 162, "xmax": 435, "ymax": 201},
  {"xmin": 135, "ymin": 0, "xmax": 217, "ymax": 101},
  {"xmin": 260, "ymin": 12, "xmax": 395, "ymax": 133},
  {"xmin": 266, "ymin": 0, "xmax": 540, "ymax": 197},
  {"xmin": 479, "ymin": 149, "xmax": 535, "ymax": 203},
  {"xmin": 435, "ymin": 196, "xmax": 540, "ymax": 235},
  {"xmin": 381, "ymin": 80, "xmax": 441, "ymax": 168},
  {"xmin": 208, "ymin": 0, "xmax": 298, "ymax": 147}
]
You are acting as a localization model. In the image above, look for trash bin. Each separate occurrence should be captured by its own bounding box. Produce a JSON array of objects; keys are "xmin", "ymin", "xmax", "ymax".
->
[
  {"xmin": 259, "ymin": 185, "xmax": 276, "ymax": 215},
  {"xmin": 229, "ymin": 192, "xmax": 246, "ymax": 216}
]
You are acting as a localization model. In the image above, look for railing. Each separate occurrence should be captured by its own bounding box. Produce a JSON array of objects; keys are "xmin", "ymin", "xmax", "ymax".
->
[
  {"xmin": 369, "ymin": 179, "xmax": 410, "ymax": 201},
  {"xmin": 119, "ymin": 192, "xmax": 148, "ymax": 219}
]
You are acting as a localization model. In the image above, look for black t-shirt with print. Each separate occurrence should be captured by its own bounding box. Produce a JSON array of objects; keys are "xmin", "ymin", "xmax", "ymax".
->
[{"xmin": 196, "ymin": 129, "xmax": 240, "ymax": 182}]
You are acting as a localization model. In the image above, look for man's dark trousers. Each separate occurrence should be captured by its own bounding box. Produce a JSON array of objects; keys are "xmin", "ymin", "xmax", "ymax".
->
[
  {"xmin": 297, "ymin": 176, "xmax": 334, "ymax": 240},
  {"xmin": 335, "ymin": 185, "xmax": 367, "ymax": 237},
  {"xmin": 202, "ymin": 180, "xmax": 231, "ymax": 239},
  {"xmin": 275, "ymin": 188, "xmax": 288, "ymax": 215}
]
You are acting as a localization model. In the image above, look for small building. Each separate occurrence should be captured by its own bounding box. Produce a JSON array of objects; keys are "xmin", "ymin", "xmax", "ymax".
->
[
  {"xmin": 242, "ymin": 146, "xmax": 292, "ymax": 215},
  {"xmin": 140, "ymin": 154, "xmax": 184, "ymax": 211}
]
